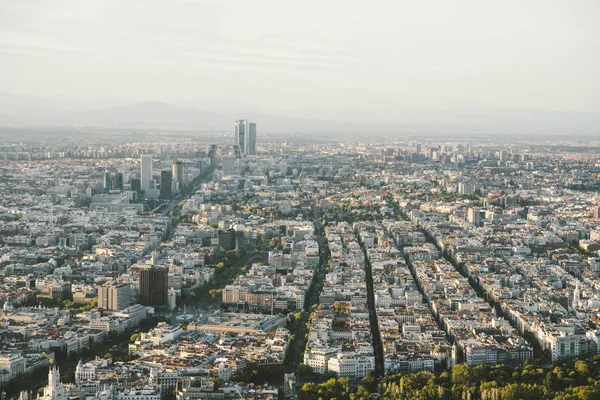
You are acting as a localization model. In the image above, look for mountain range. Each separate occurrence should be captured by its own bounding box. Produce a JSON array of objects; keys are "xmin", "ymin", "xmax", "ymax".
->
[{"xmin": 0, "ymin": 91, "xmax": 598, "ymax": 137}]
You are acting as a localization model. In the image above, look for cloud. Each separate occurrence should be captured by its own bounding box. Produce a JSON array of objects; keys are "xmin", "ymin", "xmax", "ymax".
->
[
  {"xmin": 178, "ymin": 49, "xmax": 362, "ymax": 71},
  {"xmin": 0, "ymin": 43, "xmax": 94, "ymax": 53}
]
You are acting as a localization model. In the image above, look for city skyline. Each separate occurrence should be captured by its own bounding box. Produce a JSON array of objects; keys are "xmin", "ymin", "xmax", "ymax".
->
[{"xmin": 0, "ymin": 134, "xmax": 599, "ymax": 398}]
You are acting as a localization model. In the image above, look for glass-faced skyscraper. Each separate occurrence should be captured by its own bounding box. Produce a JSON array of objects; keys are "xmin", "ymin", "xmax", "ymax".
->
[
  {"xmin": 160, "ymin": 170, "xmax": 173, "ymax": 199},
  {"xmin": 235, "ymin": 120, "xmax": 247, "ymax": 153},
  {"xmin": 234, "ymin": 120, "xmax": 257, "ymax": 155},
  {"xmin": 172, "ymin": 161, "xmax": 183, "ymax": 186},
  {"xmin": 247, "ymin": 122, "xmax": 257, "ymax": 155},
  {"xmin": 139, "ymin": 265, "xmax": 168, "ymax": 306}
]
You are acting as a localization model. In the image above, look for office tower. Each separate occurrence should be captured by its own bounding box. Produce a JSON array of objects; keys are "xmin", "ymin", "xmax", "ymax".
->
[
  {"xmin": 235, "ymin": 120, "xmax": 247, "ymax": 153},
  {"xmin": 113, "ymin": 172, "xmax": 124, "ymax": 191},
  {"xmin": 103, "ymin": 171, "xmax": 111, "ymax": 192},
  {"xmin": 467, "ymin": 207, "xmax": 481, "ymax": 226},
  {"xmin": 138, "ymin": 265, "xmax": 168, "ymax": 306},
  {"xmin": 115, "ymin": 172, "xmax": 123, "ymax": 190},
  {"xmin": 172, "ymin": 161, "xmax": 183, "ymax": 186},
  {"xmin": 208, "ymin": 144, "xmax": 219, "ymax": 166},
  {"xmin": 594, "ymin": 206, "xmax": 600, "ymax": 219},
  {"xmin": 410, "ymin": 153, "xmax": 423, "ymax": 163},
  {"xmin": 130, "ymin": 178, "xmax": 141, "ymax": 192},
  {"xmin": 98, "ymin": 281, "xmax": 131, "ymax": 311},
  {"xmin": 416, "ymin": 143, "xmax": 421, "ymax": 154},
  {"xmin": 160, "ymin": 170, "xmax": 173, "ymax": 199},
  {"xmin": 246, "ymin": 122, "xmax": 257, "ymax": 155},
  {"xmin": 140, "ymin": 154, "xmax": 153, "ymax": 191}
]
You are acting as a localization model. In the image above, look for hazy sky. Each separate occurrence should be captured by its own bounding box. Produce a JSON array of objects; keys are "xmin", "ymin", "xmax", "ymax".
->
[{"xmin": 1, "ymin": 0, "xmax": 598, "ymax": 113}]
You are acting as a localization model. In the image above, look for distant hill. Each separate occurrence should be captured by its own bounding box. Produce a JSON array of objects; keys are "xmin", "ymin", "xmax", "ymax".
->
[{"xmin": 0, "ymin": 92, "xmax": 598, "ymax": 137}]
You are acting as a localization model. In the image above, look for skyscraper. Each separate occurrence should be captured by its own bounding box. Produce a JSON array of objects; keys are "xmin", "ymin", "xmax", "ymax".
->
[
  {"xmin": 160, "ymin": 170, "xmax": 173, "ymax": 199},
  {"xmin": 140, "ymin": 154, "xmax": 153, "ymax": 191},
  {"xmin": 235, "ymin": 120, "xmax": 247, "ymax": 153},
  {"xmin": 113, "ymin": 172, "xmax": 124, "ymax": 191},
  {"xmin": 130, "ymin": 178, "xmax": 141, "ymax": 192},
  {"xmin": 247, "ymin": 122, "xmax": 257, "ymax": 155},
  {"xmin": 172, "ymin": 161, "xmax": 183, "ymax": 188},
  {"xmin": 98, "ymin": 281, "xmax": 131, "ymax": 311},
  {"xmin": 235, "ymin": 120, "xmax": 257, "ymax": 155},
  {"xmin": 103, "ymin": 171, "xmax": 111, "ymax": 192},
  {"xmin": 138, "ymin": 265, "xmax": 168, "ymax": 306}
]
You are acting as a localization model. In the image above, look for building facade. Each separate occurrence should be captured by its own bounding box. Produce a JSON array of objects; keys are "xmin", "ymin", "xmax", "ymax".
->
[
  {"xmin": 98, "ymin": 282, "xmax": 131, "ymax": 311},
  {"xmin": 139, "ymin": 266, "xmax": 168, "ymax": 306}
]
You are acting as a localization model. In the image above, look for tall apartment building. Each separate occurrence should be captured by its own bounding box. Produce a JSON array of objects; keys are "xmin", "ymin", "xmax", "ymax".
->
[
  {"xmin": 98, "ymin": 282, "xmax": 131, "ymax": 311},
  {"xmin": 467, "ymin": 207, "xmax": 481, "ymax": 226},
  {"xmin": 458, "ymin": 182, "xmax": 476, "ymax": 196}
]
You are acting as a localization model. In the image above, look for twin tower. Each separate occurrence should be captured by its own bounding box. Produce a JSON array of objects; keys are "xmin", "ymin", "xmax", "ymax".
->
[{"xmin": 234, "ymin": 120, "xmax": 257, "ymax": 156}]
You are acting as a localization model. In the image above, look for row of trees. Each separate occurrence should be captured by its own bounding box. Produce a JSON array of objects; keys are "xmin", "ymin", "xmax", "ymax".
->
[
  {"xmin": 296, "ymin": 371, "xmax": 379, "ymax": 400},
  {"xmin": 298, "ymin": 378, "xmax": 354, "ymax": 400},
  {"xmin": 296, "ymin": 357, "xmax": 600, "ymax": 400},
  {"xmin": 379, "ymin": 358, "xmax": 600, "ymax": 400},
  {"xmin": 20, "ymin": 296, "xmax": 98, "ymax": 314}
]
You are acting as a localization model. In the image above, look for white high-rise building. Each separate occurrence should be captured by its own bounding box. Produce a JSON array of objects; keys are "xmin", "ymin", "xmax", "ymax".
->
[
  {"xmin": 234, "ymin": 120, "xmax": 247, "ymax": 154},
  {"xmin": 140, "ymin": 155, "xmax": 153, "ymax": 191},
  {"xmin": 98, "ymin": 282, "xmax": 131, "ymax": 311}
]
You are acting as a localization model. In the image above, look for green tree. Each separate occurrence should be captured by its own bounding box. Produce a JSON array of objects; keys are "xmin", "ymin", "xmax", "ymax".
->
[
  {"xmin": 362, "ymin": 370, "xmax": 378, "ymax": 392},
  {"xmin": 452, "ymin": 363, "xmax": 472, "ymax": 386},
  {"xmin": 296, "ymin": 363, "xmax": 313, "ymax": 382},
  {"xmin": 575, "ymin": 360, "xmax": 589, "ymax": 377},
  {"xmin": 352, "ymin": 385, "xmax": 370, "ymax": 400}
]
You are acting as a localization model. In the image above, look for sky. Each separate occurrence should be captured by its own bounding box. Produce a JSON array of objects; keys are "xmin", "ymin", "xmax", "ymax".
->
[{"xmin": 0, "ymin": 0, "xmax": 599, "ymax": 117}]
